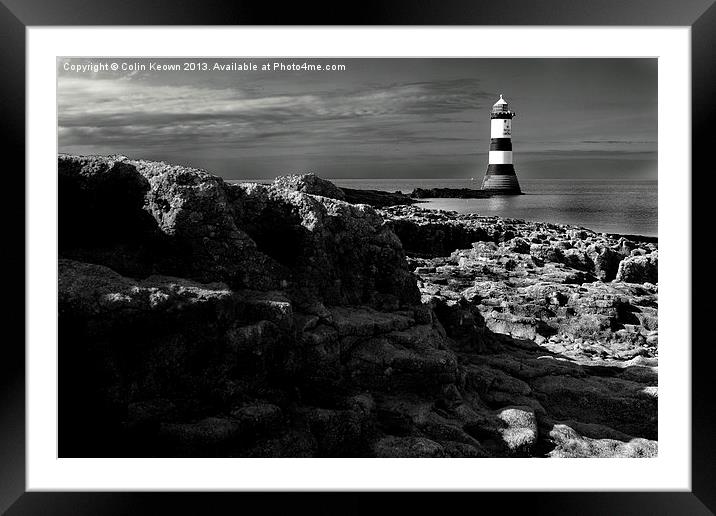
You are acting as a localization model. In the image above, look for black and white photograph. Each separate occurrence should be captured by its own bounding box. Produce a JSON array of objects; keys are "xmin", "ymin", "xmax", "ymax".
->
[{"xmin": 57, "ymin": 57, "xmax": 659, "ymax": 459}]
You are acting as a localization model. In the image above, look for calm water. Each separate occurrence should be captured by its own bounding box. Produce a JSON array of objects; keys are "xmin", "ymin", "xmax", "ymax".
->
[{"xmin": 332, "ymin": 179, "xmax": 658, "ymax": 237}]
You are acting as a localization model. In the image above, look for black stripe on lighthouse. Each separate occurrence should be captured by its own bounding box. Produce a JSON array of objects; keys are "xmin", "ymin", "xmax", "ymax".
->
[
  {"xmin": 486, "ymin": 164, "xmax": 517, "ymax": 175},
  {"xmin": 489, "ymin": 138, "xmax": 512, "ymax": 151}
]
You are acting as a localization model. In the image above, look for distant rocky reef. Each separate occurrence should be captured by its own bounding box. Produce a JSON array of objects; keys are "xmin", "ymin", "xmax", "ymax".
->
[
  {"xmin": 58, "ymin": 155, "xmax": 658, "ymax": 458},
  {"xmin": 410, "ymin": 187, "xmax": 495, "ymax": 199}
]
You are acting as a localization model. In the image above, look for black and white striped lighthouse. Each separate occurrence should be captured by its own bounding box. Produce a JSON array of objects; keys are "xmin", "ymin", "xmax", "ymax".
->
[{"xmin": 481, "ymin": 94, "xmax": 522, "ymax": 193}]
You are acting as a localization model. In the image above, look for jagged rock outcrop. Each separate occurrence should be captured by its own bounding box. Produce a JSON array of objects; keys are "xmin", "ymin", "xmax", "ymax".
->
[
  {"xmin": 273, "ymin": 173, "xmax": 347, "ymax": 201},
  {"xmin": 59, "ymin": 154, "xmax": 276, "ymax": 287},
  {"xmin": 229, "ymin": 182, "xmax": 419, "ymax": 308},
  {"xmin": 58, "ymin": 156, "xmax": 658, "ymax": 458},
  {"xmin": 272, "ymin": 173, "xmax": 415, "ymax": 208},
  {"xmin": 59, "ymin": 155, "xmax": 418, "ymax": 310},
  {"xmin": 616, "ymin": 252, "xmax": 658, "ymax": 284},
  {"xmin": 383, "ymin": 206, "xmax": 492, "ymax": 257}
]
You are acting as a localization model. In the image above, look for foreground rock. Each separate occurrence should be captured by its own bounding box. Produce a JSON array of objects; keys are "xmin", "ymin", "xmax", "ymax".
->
[
  {"xmin": 380, "ymin": 205, "xmax": 658, "ymax": 364},
  {"xmin": 59, "ymin": 155, "xmax": 418, "ymax": 310},
  {"xmin": 379, "ymin": 205, "xmax": 658, "ymax": 446},
  {"xmin": 58, "ymin": 156, "xmax": 657, "ymax": 458},
  {"xmin": 548, "ymin": 424, "xmax": 657, "ymax": 458}
]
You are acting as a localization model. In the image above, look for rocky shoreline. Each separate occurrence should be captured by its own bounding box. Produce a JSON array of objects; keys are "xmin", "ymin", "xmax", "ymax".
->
[
  {"xmin": 273, "ymin": 175, "xmax": 527, "ymax": 205},
  {"xmin": 58, "ymin": 156, "xmax": 657, "ymax": 458}
]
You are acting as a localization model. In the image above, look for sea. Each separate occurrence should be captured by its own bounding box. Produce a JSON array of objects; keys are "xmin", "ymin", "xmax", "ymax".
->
[
  {"xmin": 231, "ymin": 178, "xmax": 658, "ymax": 238},
  {"xmin": 334, "ymin": 178, "xmax": 657, "ymax": 238}
]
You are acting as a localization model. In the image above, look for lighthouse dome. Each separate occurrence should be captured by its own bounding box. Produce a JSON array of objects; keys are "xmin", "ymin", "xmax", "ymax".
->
[
  {"xmin": 491, "ymin": 94, "xmax": 515, "ymax": 117},
  {"xmin": 492, "ymin": 94, "xmax": 509, "ymax": 112},
  {"xmin": 494, "ymin": 94, "xmax": 507, "ymax": 106}
]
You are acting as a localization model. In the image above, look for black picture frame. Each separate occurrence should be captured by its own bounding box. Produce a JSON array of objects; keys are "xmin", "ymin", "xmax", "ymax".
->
[{"xmin": 2, "ymin": 1, "xmax": 713, "ymax": 514}]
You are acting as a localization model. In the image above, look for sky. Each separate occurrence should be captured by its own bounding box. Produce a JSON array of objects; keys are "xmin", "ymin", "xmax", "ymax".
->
[{"xmin": 57, "ymin": 58, "xmax": 657, "ymax": 180}]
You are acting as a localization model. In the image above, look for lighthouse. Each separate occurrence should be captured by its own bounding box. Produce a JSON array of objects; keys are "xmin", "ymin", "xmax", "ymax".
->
[{"xmin": 481, "ymin": 94, "xmax": 522, "ymax": 193}]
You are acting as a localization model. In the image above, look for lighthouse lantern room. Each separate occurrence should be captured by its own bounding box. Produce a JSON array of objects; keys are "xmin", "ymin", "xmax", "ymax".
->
[{"xmin": 481, "ymin": 94, "xmax": 522, "ymax": 193}]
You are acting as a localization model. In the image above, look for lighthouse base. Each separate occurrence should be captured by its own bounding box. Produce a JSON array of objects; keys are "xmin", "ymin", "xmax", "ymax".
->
[{"xmin": 481, "ymin": 164, "xmax": 522, "ymax": 194}]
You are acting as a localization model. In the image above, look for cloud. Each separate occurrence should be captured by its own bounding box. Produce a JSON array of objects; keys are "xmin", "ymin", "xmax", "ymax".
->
[{"xmin": 57, "ymin": 74, "xmax": 495, "ymax": 167}]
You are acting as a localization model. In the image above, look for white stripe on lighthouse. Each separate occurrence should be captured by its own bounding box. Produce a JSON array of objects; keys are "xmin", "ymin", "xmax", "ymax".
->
[
  {"xmin": 491, "ymin": 119, "xmax": 512, "ymax": 138},
  {"xmin": 489, "ymin": 151, "xmax": 513, "ymax": 164}
]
